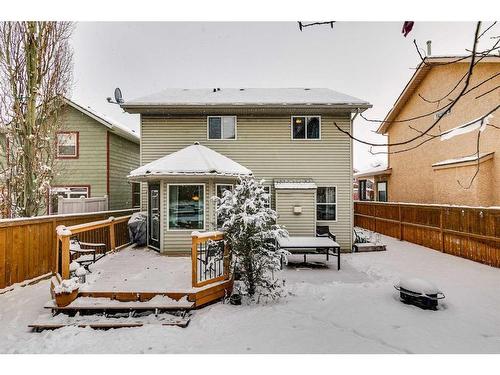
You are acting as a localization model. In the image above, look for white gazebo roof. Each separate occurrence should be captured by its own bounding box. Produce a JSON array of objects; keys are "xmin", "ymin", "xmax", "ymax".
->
[{"xmin": 128, "ymin": 142, "xmax": 252, "ymax": 180}]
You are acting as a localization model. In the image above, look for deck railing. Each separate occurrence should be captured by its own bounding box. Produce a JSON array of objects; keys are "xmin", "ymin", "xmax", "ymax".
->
[
  {"xmin": 56, "ymin": 215, "xmax": 133, "ymax": 279},
  {"xmin": 191, "ymin": 231, "xmax": 230, "ymax": 288}
]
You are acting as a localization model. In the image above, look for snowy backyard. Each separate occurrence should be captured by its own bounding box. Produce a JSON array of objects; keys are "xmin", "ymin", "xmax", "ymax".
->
[{"xmin": 1, "ymin": 233, "xmax": 500, "ymax": 354}]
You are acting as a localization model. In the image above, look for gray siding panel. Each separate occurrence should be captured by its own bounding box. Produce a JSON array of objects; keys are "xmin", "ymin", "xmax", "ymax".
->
[
  {"xmin": 276, "ymin": 189, "xmax": 316, "ymax": 236},
  {"xmin": 141, "ymin": 113, "xmax": 353, "ymax": 251}
]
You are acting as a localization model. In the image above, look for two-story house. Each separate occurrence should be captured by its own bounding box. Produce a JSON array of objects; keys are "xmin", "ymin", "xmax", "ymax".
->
[
  {"xmin": 373, "ymin": 55, "xmax": 499, "ymax": 206},
  {"xmin": 49, "ymin": 98, "xmax": 141, "ymax": 214},
  {"xmin": 122, "ymin": 88, "xmax": 371, "ymax": 254}
]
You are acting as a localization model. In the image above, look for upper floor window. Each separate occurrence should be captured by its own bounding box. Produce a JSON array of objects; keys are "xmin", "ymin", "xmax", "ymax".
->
[
  {"xmin": 208, "ymin": 116, "xmax": 236, "ymax": 140},
  {"xmin": 292, "ymin": 116, "xmax": 321, "ymax": 140},
  {"xmin": 56, "ymin": 132, "xmax": 79, "ymax": 158}
]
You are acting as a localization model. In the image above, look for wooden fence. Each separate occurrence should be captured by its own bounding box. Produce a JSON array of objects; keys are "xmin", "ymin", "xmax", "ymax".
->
[
  {"xmin": 0, "ymin": 208, "xmax": 139, "ymax": 290},
  {"xmin": 354, "ymin": 201, "xmax": 500, "ymax": 268}
]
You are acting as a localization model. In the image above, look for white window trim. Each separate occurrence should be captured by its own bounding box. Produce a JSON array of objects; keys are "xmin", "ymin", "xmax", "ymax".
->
[
  {"xmin": 207, "ymin": 116, "xmax": 238, "ymax": 140},
  {"xmin": 215, "ymin": 183, "xmax": 234, "ymax": 228},
  {"xmin": 167, "ymin": 183, "xmax": 206, "ymax": 231},
  {"xmin": 56, "ymin": 132, "xmax": 78, "ymax": 157},
  {"xmin": 263, "ymin": 185, "xmax": 272, "ymax": 208},
  {"xmin": 316, "ymin": 185, "xmax": 337, "ymax": 222},
  {"xmin": 290, "ymin": 115, "xmax": 322, "ymax": 140}
]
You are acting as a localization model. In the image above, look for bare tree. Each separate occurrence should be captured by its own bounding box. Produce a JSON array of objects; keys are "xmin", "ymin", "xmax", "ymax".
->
[
  {"xmin": 0, "ymin": 22, "xmax": 74, "ymax": 218},
  {"xmin": 301, "ymin": 21, "xmax": 499, "ymax": 189}
]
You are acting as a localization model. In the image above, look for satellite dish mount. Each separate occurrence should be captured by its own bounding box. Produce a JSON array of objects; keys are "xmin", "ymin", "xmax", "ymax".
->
[{"xmin": 106, "ymin": 87, "xmax": 124, "ymax": 105}]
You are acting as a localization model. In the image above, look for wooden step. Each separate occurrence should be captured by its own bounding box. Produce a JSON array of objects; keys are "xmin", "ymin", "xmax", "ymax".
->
[
  {"xmin": 29, "ymin": 313, "xmax": 190, "ymax": 331},
  {"xmin": 45, "ymin": 296, "xmax": 194, "ymax": 311}
]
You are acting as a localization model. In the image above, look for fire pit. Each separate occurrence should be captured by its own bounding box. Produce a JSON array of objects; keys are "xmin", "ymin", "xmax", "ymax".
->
[{"xmin": 394, "ymin": 278, "xmax": 445, "ymax": 310}]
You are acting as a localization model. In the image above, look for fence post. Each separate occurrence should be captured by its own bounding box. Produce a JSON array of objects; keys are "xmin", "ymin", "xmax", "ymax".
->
[
  {"xmin": 191, "ymin": 234, "xmax": 198, "ymax": 287},
  {"xmin": 109, "ymin": 216, "xmax": 116, "ymax": 251},
  {"xmin": 60, "ymin": 235, "xmax": 70, "ymax": 279},
  {"xmin": 398, "ymin": 204, "xmax": 403, "ymax": 241},
  {"xmin": 440, "ymin": 207, "xmax": 444, "ymax": 252}
]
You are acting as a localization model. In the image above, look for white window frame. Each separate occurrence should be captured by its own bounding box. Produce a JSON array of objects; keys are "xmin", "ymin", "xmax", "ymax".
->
[
  {"xmin": 207, "ymin": 116, "xmax": 237, "ymax": 140},
  {"xmin": 263, "ymin": 185, "xmax": 272, "ymax": 208},
  {"xmin": 56, "ymin": 132, "xmax": 79, "ymax": 158},
  {"xmin": 167, "ymin": 183, "xmax": 206, "ymax": 231},
  {"xmin": 291, "ymin": 115, "xmax": 322, "ymax": 140},
  {"xmin": 215, "ymin": 183, "xmax": 234, "ymax": 229},
  {"xmin": 316, "ymin": 185, "xmax": 337, "ymax": 222}
]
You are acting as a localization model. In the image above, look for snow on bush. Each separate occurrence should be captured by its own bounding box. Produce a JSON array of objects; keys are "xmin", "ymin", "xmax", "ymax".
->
[
  {"xmin": 54, "ymin": 277, "xmax": 80, "ymax": 294},
  {"xmin": 215, "ymin": 176, "xmax": 288, "ymax": 301}
]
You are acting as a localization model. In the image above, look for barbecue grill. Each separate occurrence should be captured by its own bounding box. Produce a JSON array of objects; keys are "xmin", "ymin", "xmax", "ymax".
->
[{"xmin": 394, "ymin": 278, "xmax": 445, "ymax": 310}]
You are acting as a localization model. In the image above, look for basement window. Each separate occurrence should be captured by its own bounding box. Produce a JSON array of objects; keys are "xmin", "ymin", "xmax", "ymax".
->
[{"xmin": 208, "ymin": 116, "xmax": 237, "ymax": 140}]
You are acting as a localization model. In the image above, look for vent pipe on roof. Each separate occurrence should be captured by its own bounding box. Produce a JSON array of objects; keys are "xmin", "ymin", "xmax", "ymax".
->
[{"xmin": 426, "ymin": 40, "xmax": 432, "ymax": 56}]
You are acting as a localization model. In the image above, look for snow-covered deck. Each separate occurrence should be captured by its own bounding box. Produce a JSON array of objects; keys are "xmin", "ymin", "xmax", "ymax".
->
[
  {"xmin": 82, "ymin": 246, "xmax": 194, "ymax": 293},
  {"xmin": 3, "ymin": 233, "xmax": 500, "ymax": 353}
]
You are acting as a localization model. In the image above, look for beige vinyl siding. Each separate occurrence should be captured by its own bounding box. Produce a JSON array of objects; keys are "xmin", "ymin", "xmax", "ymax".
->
[
  {"xmin": 141, "ymin": 112, "xmax": 353, "ymax": 252},
  {"xmin": 108, "ymin": 132, "xmax": 140, "ymax": 210},
  {"xmin": 276, "ymin": 189, "xmax": 316, "ymax": 236},
  {"xmin": 52, "ymin": 106, "xmax": 107, "ymax": 199}
]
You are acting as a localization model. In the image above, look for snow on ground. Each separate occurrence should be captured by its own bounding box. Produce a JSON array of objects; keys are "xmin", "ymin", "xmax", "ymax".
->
[{"xmin": 1, "ymin": 233, "xmax": 500, "ymax": 354}]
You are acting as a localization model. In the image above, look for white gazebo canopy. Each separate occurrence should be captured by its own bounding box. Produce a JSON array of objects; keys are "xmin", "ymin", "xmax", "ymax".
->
[{"xmin": 128, "ymin": 142, "xmax": 252, "ymax": 180}]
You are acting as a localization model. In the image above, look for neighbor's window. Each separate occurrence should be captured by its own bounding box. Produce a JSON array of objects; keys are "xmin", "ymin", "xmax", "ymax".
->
[
  {"xmin": 208, "ymin": 116, "xmax": 236, "ymax": 140},
  {"xmin": 317, "ymin": 187, "xmax": 336, "ymax": 221},
  {"xmin": 377, "ymin": 181, "xmax": 388, "ymax": 202},
  {"xmin": 168, "ymin": 185, "xmax": 204, "ymax": 230},
  {"xmin": 49, "ymin": 186, "xmax": 89, "ymax": 214},
  {"xmin": 292, "ymin": 116, "xmax": 320, "ymax": 139},
  {"xmin": 132, "ymin": 183, "xmax": 141, "ymax": 208},
  {"xmin": 56, "ymin": 132, "xmax": 78, "ymax": 158},
  {"xmin": 360, "ymin": 180, "xmax": 370, "ymax": 201},
  {"xmin": 216, "ymin": 184, "xmax": 233, "ymax": 228}
]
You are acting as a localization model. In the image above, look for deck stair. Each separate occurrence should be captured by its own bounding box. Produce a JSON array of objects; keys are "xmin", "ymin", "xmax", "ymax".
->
[
  {"xmin": 30, "ymin": 295, "xmax": 194, "ymax": 331},
  {"xmin": 29, "ymin": 311, "xmax": 191, "ymax": 331}
]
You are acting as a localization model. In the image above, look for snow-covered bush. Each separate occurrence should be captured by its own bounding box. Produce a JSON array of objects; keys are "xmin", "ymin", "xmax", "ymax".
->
[{"xmin": 216, "ymin": 176, "xmax": 288, "ymax": 301}]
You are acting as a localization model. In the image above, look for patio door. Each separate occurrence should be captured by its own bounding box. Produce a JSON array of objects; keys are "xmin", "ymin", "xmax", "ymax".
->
[{"xmin": 148, "ymin": 182, "xmax": 161, "ymax": 251}]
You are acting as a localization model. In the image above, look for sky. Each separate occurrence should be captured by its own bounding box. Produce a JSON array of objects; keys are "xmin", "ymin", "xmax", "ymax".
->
[{"xmin": 70, "ymin": 21, "xmax": 479, "ymax": 171}]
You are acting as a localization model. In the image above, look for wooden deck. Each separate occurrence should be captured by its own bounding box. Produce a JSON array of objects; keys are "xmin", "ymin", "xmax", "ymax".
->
[{"xmin": 32, "ymin": 224, "xmax": 232, "ymax": 330}]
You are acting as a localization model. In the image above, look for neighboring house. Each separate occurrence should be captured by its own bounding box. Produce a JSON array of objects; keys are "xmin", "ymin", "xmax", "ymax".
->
[
  {"xmin": 122, "ymin": 88, "xmax": 371, "ymax": 254},
  {"xmin": 49, "ymin": 98, "xmax": 140, "ymax": 214},
  {"xmin": 375, "ymin": 55, "xmax": 499, "ymax": 206},
  {"xmin": 353, "ymin": 165, "xmax": 389, "ymax": 202}
]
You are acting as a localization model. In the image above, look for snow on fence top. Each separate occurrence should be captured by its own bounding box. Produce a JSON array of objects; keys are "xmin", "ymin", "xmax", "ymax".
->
[
  {"xmin": 128, "ymin": 143, "xmax": 253, "ymax": 179},
  {"xmin": 122, "ymin": 88, "xmax": 371, "ymax": 107}
]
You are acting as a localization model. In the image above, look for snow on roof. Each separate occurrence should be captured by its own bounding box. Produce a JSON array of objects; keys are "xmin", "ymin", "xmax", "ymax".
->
[
  {"xmin": 353, "ymin": 165, "xmax": 391, "ymax": 178},
  {"xmin": 123, "ymin": 88, "xmax": 371, "ymax": 107},
  {"xmin": 128, "ymin": 142, "xmax": 252, "ymax": 179},
  {"xmin": 63, "ymin": 98, "xmax": 139, "ymax": 144},
  {"xmin": 274, "ymin": 179, "xmax": 317, "ymax": 189},
  {"xmin": 432, "ymin": 152, "xmax": 494, "ymax": 167}
]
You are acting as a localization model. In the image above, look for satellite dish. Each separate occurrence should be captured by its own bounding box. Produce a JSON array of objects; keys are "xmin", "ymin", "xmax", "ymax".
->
[{"xmin": 114, "ymin": 88, "xmax": 124, "ymax": 104}]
